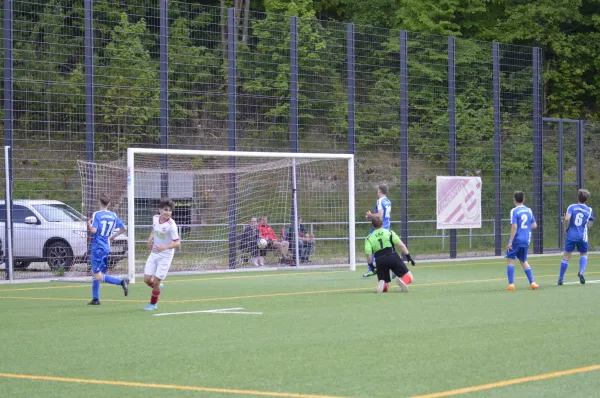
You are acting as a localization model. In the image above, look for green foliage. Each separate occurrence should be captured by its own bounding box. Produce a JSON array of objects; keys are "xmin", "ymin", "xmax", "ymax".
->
[{"xmin": 96, "ymin": 13, "xmax": 160, "ymax": 151}]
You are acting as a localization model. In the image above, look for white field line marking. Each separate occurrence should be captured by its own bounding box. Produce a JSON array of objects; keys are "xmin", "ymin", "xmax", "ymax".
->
[
  {"xmin": 153, "ymin": 307, "xmax": 263, "ymax": 316},
  {"xmin": 561, "ymin": 279, "xmax": 600, "ymax": 285}
]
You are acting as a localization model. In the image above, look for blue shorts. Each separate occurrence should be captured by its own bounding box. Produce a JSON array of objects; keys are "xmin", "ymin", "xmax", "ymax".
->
[
  {"xmin": 505, "ymin": 244, "xmax": 529, "ymax": 262},
  {"xmin": 564, "ymin": 239, "xmax": 588, "ymax": 254},
  {"xmin": 91, "ymin": 248, "xmax": 109, "ymax": 274}
]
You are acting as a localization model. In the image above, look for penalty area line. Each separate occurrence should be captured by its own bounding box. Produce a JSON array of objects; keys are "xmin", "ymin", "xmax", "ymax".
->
[
  {"xmin": 561, "ymin": 279, "xmax": 600, "ymax": 285},
  {"xmin": 153, "ymin": 307, "xmax": 263, "ymax": 316}
]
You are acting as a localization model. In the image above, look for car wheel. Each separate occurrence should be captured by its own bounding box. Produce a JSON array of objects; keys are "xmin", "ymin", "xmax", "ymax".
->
[
  {"xmin": 47, "ymin": 242, "xmax": 74, "ymax": 271},
  {"xmin": 13, "ymin": 261, "xmax": 31, "ymax": 270}
]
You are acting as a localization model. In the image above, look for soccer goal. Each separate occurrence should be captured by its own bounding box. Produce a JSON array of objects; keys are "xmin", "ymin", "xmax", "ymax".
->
[{"xmin": 79, "ymin": 149, "xmax": 356, "ymax": 282}]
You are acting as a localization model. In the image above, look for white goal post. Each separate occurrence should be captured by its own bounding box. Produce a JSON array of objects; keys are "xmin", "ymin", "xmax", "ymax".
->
[{"xmin": 126, "ymin": 148, "xmax": 356, "ymax": 282}]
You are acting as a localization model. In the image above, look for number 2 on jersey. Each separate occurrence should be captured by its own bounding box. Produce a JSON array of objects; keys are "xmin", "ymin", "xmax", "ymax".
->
[{"xmin": 520, "ymin": 214, "xmax": 528, "ymax": 229}]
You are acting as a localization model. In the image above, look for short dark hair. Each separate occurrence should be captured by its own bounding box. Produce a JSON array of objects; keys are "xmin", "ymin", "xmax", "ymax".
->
[
  {"xmin": 98, "ymin": 193, "xmax": 111, "ymax": 207},
  {"xmin": 158, "ymin": 198, "xmax": 175, "ymax": 211},
  {"xmin": 378, "ymin": 184, "xmax": 388, "ymax": 195},
  {"xmin": 514, "ymin": 191, "xmax": 524, "ymax": 204},
  {"xmin": 578, "ymin": 189, "xmax": 590, "ymax": 203},
  {"xmin": 371, "ymin": 215, "xmax": 383, "ymax": 229}
]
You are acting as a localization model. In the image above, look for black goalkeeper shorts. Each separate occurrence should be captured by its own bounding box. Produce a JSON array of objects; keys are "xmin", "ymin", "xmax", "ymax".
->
[{"xmin": 375, "ymin": 253, "xmax": 409, "ymax": 283}]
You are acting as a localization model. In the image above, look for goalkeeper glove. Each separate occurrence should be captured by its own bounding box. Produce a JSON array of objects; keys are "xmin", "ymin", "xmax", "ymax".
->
[{"xmin": 405, "ymin": 253, "xmax": 415, "ymax": 266}]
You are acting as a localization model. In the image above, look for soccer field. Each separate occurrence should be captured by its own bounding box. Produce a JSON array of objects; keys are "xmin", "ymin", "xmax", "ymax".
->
[{"xmin": 1, "ymin": 255, "xmax": 600, "ymax": 398}]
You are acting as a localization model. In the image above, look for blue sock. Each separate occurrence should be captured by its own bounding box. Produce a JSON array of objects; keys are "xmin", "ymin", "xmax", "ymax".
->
[
  {"xmin": 559, "ymin": 260, "xmax": 569, "ymax": 280},
  {"xmin": 92, "ymin": 280, "xmax": 100, "ymax": 299},
  {"xmin": 507, "ymin": 265, "xmax": 515, "ymax": 284},
  {"xmin": 103, "ymin": 274, "xmax": 122, "ymax": 285},
  {"xmin": 579, "ymin": 256, "xmax": 588, "ymax": 275},
  {"xmin": 524, "ymin": 268, "xmax": 534, "ymax": 284}
]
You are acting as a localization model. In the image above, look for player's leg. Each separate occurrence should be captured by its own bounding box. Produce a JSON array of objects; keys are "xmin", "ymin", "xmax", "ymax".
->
[
  {"xmin": 558, "ymin": 243, "xmax": 573, "ymax": 285},
  {"xmin": 89, "ymin": 249, "xmax": 108, "ymax": 305},
  {"xmin": 505, "ymin": 248, "xmax": 517, "ymax": 290},
  {"xmin": 375, "ymin": 260, "xmax": 391, "ymax": 293},
  {"xmin": 144, "ymin": 254, "xmax": 173, "ymax": 310},
  {"xmin": 518, "ymin": 247, "xmax": 538, "ymax": 289},
  {"xmin": 577, "ymin": 241, "xmax": 588, "ymax": 284},
  {"xmin": 96, "ymin": 251, "xmax": 129, "ymax": 295},
  {"xmin": 142, "ymin": 254, "xmax": 160, "ymax": 310},
  {"xmin": 280, "ymin": 240, "xmax": 291, "ymax": 263},
  {"xmin": 390, "ymin": 256, "xmax": 411, "ymax": 292}
]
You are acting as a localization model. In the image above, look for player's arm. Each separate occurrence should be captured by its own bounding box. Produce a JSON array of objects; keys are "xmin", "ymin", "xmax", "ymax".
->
[
  {"xmin": 158, "ymin": 239, "xmax": 181, "ymax": 251},
  {"xmin": 588, "ymin": 210, "xmax": 594, "ymax": 228},
  {"xmin": 392, "ymin": 230, "xmax": 414, "ymax": 265},
  {"xmin": 109, "ymin": 225, "xmax": 127, "ymax": 243},
  {"xmin": 146, "ymin": 229, "xmax": 155, "ymax": 250},
  {"xmin": 507, "ymin": 223, "xmax": 517, "ymax": 250},
  {"xmin": 563, "ymin": 212, "xmax": 571, "ymax": 233},
  {"xmin": 88, "ymin": 212, "xmax": 98, "ymax": 234},
  {"xmin": 365, "ymin": 238, "xmax": 374, "ymax": 268},
  {"xmin": 375, "ymin": 199, "xmax": 384, "ymax": 218}
]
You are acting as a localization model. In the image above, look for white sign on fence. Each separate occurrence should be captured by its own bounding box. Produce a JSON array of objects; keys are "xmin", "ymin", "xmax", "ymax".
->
[{"xmin": 436, "ymin": 176, "xmax": 482, "ymax": 229}]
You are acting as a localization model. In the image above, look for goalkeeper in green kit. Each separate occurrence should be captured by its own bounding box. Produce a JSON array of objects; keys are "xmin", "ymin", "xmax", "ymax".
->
[{"xmin": 365, "ymin": 215, "xmax": 415, "ymax": 293}]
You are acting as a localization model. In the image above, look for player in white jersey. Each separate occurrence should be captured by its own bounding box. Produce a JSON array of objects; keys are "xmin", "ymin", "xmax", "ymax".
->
[{"xmin": 143, "ymin": 198, "xmax": 180, "ymax": 311}]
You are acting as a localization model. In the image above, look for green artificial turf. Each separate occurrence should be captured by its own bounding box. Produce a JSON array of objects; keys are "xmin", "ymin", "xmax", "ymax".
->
[{"xmin": 1, "ymin": 254, "xmax": 600, "ymax": 397}]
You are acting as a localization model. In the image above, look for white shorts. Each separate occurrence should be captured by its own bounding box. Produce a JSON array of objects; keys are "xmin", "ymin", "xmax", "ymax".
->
[{"xmin": 144, "ymin": 252, "xmax": 174, "ymax": 280}]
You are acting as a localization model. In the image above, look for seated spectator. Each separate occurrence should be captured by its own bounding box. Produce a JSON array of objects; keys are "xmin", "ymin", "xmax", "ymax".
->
[
  {"xmin": 286, "ymin": 215, "xmax": 315, "ymax": 263},
  {"xmin": 239, "ymin": 216, "xmax": 260, "ymax": 266},
  {"xmin": 258, "ymin": 216, "xmax": 292, "ymax": 265}
]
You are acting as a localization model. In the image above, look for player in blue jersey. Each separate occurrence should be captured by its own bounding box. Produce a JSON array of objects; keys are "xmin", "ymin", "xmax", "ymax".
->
[
  {"xmin": 363, "ymin": 184, "xmax": 392, "ymax": 277},
  {"xmin": 87, "ymin": 193, "xmax": 129, "ymax": 305},
  {"xmin": 558, "ymin": 189, "xmax": 594, "ymax": 285},
  {"xmin": 505, "ymin": 191, "xmax": 539, "ymax": 291}
]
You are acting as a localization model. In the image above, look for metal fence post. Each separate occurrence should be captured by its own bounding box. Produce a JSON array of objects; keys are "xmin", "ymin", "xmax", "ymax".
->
[
  {"xmin": 400, "ymin": 30, "xmax": 409, "ymax": 246},
  {"xmin": 159, "ymin": 0, "xmax": 169, "ymax": 198},
  {"xmin": 448, "ymin": 36, "xmax": 457, "ymax": 258},
  {"xmin": 3, "ymin": 0, "xmax": 14, "ymax": 280},
  {"xmin": 532, "ymin": 47, "xmax": 543, "ymax": 254},
  {"xmin": 290, "ymin": 16, "xmax": 300, "ymax": 266},
  {"xmin": 492, "ymin": 42, "xmax": 502, "ymax": 256},
  {"xmin": 577, "ymin": 120, "xmax": 584, "ymax": 189},
  {"xmin": 558, "ymin": 121, "xmax": 564, "ymax": 249},
  {"xmin": 227, "ymin": 8, "xmax": 238, "ymax": 269},
  {"xmin": 347, "ymin": 23, "xmax": 355, "ymax": 156},
  {"xmin": 84, "ymin": 0, "xmax": 95, "ymax": 219}
]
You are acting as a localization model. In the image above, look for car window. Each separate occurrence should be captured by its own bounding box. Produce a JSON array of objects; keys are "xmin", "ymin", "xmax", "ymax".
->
[
  {"xmin": 13, "ymin": 205, "xmax": 37, "ymax": 223},
  {"xmin": 32, "ymin": 204, "xmax": 86, "ymax": 222},
  {"xmin": 0, "ymin": 205, "xmax": 37, "ymax": 223}
]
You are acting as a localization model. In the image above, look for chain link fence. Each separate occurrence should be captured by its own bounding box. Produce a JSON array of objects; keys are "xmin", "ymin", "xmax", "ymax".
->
[{"xmin": 0, "ymin": 0, "xmax": 597, "ymax": 279}]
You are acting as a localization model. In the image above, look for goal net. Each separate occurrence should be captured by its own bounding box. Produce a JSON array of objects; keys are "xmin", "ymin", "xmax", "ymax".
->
[{"xmin": 78, "ymin": 149, "xmax": 356, "ymax": 282}]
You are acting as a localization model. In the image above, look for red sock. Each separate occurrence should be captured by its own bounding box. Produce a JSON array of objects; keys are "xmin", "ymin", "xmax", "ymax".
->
[
  {"xmin": 150, "ymin": 290, "xmax": 161, "ymax": 305},
  {"xmin": 401, "ymin": 272, "xmax": 413, "ymax": 285}
]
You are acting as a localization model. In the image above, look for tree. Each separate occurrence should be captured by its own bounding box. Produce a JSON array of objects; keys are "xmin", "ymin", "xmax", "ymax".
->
[{"xmin": 96, "ymin": 13, "xmax": 160, "ymax": 152}]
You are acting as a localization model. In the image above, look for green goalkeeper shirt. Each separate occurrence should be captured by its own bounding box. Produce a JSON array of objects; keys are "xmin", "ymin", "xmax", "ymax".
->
[{"xmin": 365, "ymin": 228, "xmax": 401, "ymax": 255}]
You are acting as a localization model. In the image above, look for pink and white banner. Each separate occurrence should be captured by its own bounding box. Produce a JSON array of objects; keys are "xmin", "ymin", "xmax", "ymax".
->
[{"xmin": 436, "ymin": 176, "xmax": 482, "ymax": 229}]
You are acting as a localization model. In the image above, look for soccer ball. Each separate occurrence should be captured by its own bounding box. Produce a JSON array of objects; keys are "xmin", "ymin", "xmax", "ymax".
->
[{"xmin": 257, "ymin": 238, "xmax": 268, "ymax": 249}]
